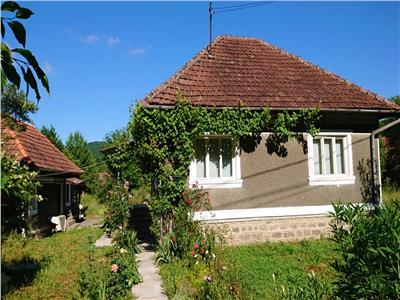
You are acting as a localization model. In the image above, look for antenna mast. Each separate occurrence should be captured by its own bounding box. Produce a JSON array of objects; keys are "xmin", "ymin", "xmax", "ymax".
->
[{"xmin": 209, "ymin": 1, "xmax": 213, "ymax": 50}]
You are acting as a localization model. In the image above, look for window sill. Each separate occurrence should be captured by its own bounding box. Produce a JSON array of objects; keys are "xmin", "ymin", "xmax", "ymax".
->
[
  {"xmin": 28, "ymin": 211, "xmax": 38, "ymax": 217},
  {"xmin": 189, "ymin": 178, "xmax": 243, "ymax": 189},
  {"xmin": 308, "ymin": 176, "xmax": 355, "ymax": 186}
]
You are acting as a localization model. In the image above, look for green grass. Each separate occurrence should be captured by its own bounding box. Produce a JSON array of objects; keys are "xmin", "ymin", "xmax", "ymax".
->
[
  {"xmin": 1, "ymin": 227, "xmax": 112, "ymax": 300},
  {"xmin": 81, "ymin": 193, "xmax": 106, "ymax": 219},
  {"xmin": 382, "ymin": 185, "xmax": 400, "ymax": 204},
  {"xmin": 227, "ymin": 239, "xmax": 336, "ymax": 299},
  {"xmin": 160, "ymin": 239, "xmax": 337, "ymax": 299}
]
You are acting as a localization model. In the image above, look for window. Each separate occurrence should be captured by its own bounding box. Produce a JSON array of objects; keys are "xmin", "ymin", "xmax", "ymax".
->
[
  {"xmin": 66, "ymin": 184, "xmax": 72, "ymax": 207},
  {"xmin": 189, "ymin": 136, "xmax": 242, "ymax": 188},
  {"xmin": 28, "ymin": 199, "xmax": 38, "ymax": 216},
  {"xmin": 308, "ymin": 133, "xmax": 355, "ymax": 185}
]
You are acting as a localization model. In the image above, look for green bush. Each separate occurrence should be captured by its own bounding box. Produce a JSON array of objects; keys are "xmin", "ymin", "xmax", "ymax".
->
[
  {"xmin": 330, "ymin": 201, "xmax": 400, "ymax": 299},
  {"xmin": 103, "ymin": 180, "xmax": 131, "ymax": 232},
  {"xmin": 78, "ymin": 246, "xmax": 141, "ymax": 300},
  {"xmin": 113, "ymin": 229, "xmax": 141, "ymax": 255},
  {"xmin": 157, "ymin": 186, "xmax": 242, "ymax": 299}
]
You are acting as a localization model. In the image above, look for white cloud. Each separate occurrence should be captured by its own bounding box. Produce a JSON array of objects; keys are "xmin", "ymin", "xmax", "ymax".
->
[
  {"xmin": 82, "ymin": 34, "xmax": 100, "ymax": 44},
  {"xmin": 107, "ymin": 36, "xmax": 121, "ymax": 47},
  {"xmin": 43, "ymin": 62, "xmax": 54, "ymax": 75},
  {"xmin": 129, "ymin": 47, "xmax": 147, "ymax": 56}
]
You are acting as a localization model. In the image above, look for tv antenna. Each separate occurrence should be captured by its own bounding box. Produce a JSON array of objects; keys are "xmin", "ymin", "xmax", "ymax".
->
[{"xmin": 209, "ymin": 1, "xmax": 213, "ymax": 50}]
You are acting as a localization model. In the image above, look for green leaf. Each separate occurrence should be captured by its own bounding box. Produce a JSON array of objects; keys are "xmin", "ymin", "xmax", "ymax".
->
[
  {"xmin": 12, "ymin": 48, "xmax": 50, "ymax": 94},
  {"xmin": 12, "ymin": 48, "xmax": 39, "ymax": 68},
  {"xmin": 8, "ymin": 20, "xmax": 26, "ymax": 47},
  {"xmin": 2, "ymin": 61, "xmax": 20, "ymax": 88},
  {"xmin": 38, "ymin": 71, "xmax": 50, "ymax": 94},
  {"xmin": 1, "ymin": 67, "xmax": 7, "ymax": 87},
  {"xmin": 1, "ymin": 1, "xmax": 20, "ymax": 12},
  {"xmin": 25, "ymin": 67, "xmax": 40, "ymax": 100},
  {"xmin": 1, "ymin": 42, "xmax": 12, "ymax": 63},
  {"xmin": 19, "ymin": 65, "xmax": 30, "ymax": 96},
  {"xmin": 1, "ymin": 19, "xmax": 5, "ymax": 38},
  {"xmin": 16, "ymin": 7, "xmax": 34, "ymax": 19}
]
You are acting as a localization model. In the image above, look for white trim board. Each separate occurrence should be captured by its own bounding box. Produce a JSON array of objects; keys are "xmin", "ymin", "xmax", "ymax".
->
[{"xmin": 193, "ymin": 204, "xmax": 342, "ymax": 221}]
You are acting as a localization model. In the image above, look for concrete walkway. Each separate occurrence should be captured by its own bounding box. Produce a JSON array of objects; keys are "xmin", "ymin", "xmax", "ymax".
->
[{"xmin": 132, "ymin": 243, "xmax": 168, "ymax": 300}]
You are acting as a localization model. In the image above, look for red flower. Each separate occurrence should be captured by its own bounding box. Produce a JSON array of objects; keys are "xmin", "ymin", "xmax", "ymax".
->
[
  {"xmin": 186, "ymin": 199, "xmax": 193, "ymax": 207},
  {"xmin": 194, "ymin": 243, "xmax": 199, "ymax": 249},
  {"xmin": 191, "ymin": 251, "xmax": 196, "ymax": 256}
]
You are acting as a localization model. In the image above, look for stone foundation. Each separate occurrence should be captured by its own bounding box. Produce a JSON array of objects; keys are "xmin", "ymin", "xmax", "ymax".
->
[{"xmin": 206, "ymin": 215, "xmax": 332, "ymax": 245}]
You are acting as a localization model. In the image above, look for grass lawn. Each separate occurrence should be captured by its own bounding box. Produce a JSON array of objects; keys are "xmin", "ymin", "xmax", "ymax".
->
[
  {"xmin": 160, "ymin": 239, "xmax": 337, "ymax": 299},
  {"xmin": 227, "ymin": 239, "xmax": 336, "ymax": 299},
  {"xmin": 1, "ymin": 227, "xmax": 112, "ymax": 300}
]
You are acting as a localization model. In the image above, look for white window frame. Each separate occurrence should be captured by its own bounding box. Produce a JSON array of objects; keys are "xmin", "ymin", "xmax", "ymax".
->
[
  {"xmin": 28, "ymin": 196, "xmax": 38, "ymax": 216},
  {"xmin": 307, "ymin": 132, "xmax": 355, "ymax": 186},
  {"xmin": 189, "ymin": 135, "xmax": 242, "ymax": 189},
  {"xmin": 66, "ymin": 184, "xmax": 72, "ymax": 207}
]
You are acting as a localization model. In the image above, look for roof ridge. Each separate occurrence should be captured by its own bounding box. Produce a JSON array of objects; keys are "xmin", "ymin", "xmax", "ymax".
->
[
  {"xmin": 142, "ymin": 36, "xmax": 225, "ymax": 106},
  {"xmin": 25, "ymin": 122, "xmax": 83, "ymax": 173},
  {"xmin": 3, "ymin": 120, "xmax": 83, "ymax": 174},
  {"xmin": 252, "ymin": 38, "xmax": 396, "ymax": 109}
]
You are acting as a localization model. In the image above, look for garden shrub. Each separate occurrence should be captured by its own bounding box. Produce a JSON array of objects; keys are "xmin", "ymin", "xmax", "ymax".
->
[
  {"xmin": 103, "ymin": 180, "xmax": 132, "ymax": 232},
  {"xmin": 78, "ymin": 235, "xmax": 141, "ymax": 300},
  {"xmin": 156, "ymin": 185, "xmax": 242, "ymax": 299},
  {"xmin": 113, "ymin": 229, "xmax": 141, "ymax": 255},
  {"xmin": 330, "ymin": 201, "xmax": 400, "ymax": 299}
]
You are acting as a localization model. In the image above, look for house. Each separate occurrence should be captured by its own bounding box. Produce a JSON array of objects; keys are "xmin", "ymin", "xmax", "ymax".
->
[
  {"xmin": 2, "ymin": 121, "xmax": 84, "ymax": 233},
  {"xmin": 140, "ymin": 35, "xmax": 400, "ymax": 244}
]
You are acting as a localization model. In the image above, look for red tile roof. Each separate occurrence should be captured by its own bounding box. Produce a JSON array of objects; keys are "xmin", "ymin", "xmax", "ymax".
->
[
  {"xmin": 2, "ymin": 121, "xmax": 83, "ymax": 174},
  {"xmin": 143, "ymin": 35, "xmax": 399, "ymax": 112}
]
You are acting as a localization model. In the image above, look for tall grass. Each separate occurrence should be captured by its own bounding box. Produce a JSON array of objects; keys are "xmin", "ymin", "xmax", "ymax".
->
[
  {"xmin": 81, "ymin": 193, "xmax": 106, "ymax": 219},
  {"xmin": 382, "ymin": 185, "xmax": 400, "ymax": 204}
]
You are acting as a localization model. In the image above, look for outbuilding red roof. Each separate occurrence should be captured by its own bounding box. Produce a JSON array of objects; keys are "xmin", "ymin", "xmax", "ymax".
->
[
  {"xmin": 2, "ymin": 121, "xmax": 83, "ymax": 174},
  {"xmin": 143, "ymin": 35, "xmax": 399, "ymax": 112}
]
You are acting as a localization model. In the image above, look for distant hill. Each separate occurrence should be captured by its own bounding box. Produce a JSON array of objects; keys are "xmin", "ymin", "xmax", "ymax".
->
[{"xmin": 88, "ymin": 141, "xmax": 108, "ymax": 163}]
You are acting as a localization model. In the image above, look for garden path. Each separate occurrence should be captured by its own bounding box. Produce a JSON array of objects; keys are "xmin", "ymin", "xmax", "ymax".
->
[{"xmin": 132, "ymin": 243, "xmax": 168, "ymax": 300}]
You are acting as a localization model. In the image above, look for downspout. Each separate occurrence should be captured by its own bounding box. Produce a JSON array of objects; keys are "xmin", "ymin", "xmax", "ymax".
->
[{"xmin": 370, "ymin": 118, "xmax": 400, "ymax": 205}]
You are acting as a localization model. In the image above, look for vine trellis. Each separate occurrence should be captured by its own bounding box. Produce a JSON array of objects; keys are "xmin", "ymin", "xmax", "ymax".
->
[{"xmin": 129, "ymin": 96, "xmax": 321, "ymax": 237}]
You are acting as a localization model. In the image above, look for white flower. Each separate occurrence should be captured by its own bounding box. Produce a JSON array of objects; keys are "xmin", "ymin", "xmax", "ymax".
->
[
  {"xmin": 212, "ymin": 253, "xmax": 216, "ymax": 259},
  {"xmin": 205, "ymin": 250, "xmax": 209, "ymax": 255}
]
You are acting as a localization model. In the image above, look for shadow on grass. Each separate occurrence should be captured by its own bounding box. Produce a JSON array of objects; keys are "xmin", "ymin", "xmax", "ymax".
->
[{"xmin": 1, "ymin": 255, "xmax": 50, "ymax": 296}]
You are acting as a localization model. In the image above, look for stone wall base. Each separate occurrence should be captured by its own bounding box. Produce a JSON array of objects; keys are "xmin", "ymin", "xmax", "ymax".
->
[{"xmin": 205, "ymin": 215, "xmax": 332, "ymax": 245}]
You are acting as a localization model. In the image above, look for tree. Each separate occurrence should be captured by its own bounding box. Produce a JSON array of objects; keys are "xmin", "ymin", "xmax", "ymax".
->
[
  {"xmin": 1, "ymin": 153, "xmax": 42, "ymax": 234},
  {"xmin": 380, "ymin": 96, "xmax": 400, "ymax": 187},
  {"xmin": 1, "ymin": 82, "xmax": 37, "ymax": 130},
  {"xmin": 1, "ymin": 1, "xmax": 49, "ymax": 100},
  {"xmin": 64, "ymin": 132, "xmax": 98, "ymax": 193},
  {"xmin": 40, "ymin": 125, "xmax": 64, "ymax": 151},
  {"xmin": 103, "ymin": 128, "xmax": 142, "ymax": 189}
]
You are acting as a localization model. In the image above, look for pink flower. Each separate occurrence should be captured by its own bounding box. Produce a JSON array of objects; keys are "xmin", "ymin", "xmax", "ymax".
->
[
  {"xmin": 191, "ymin": 251, "xmax": 196, "ymax": 257},
  {"xmin": 194, "ymin": 243, "xmax": 199, "ymax": 249},
  {"xmin": 111, "ymin": 264, "xmax": 119, "ymax": 273},
  {"xmin": 203, "ymin": 275, "xmax": 212, "ymax": 282}
]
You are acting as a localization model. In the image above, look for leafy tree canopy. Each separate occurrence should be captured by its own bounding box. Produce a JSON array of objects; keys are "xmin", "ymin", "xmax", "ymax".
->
[
  {"xmin": 1, "ymin": 1, "xmax": 49, "ymax": 100},
  {"xmin": 40, "ymin": 124, "xmax": 64, "ymax": 151},
  {"xmin": 64, "ymin": 132, "xmax": 99, "ymax": 193},
  {"xmin": 1, "ymin": 82, "xmax": 38, "ymax": 130}
]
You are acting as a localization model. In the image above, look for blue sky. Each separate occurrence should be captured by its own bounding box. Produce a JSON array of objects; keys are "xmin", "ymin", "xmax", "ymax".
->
[{"xmin": 11, "ymin": 1, "xmax": 400, "ymax": 142}]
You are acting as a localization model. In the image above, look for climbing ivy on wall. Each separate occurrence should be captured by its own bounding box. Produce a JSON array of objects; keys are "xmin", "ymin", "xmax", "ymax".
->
[{"xmin": 129, "ymin": 96, "xmax": 320, "ymax": 236}]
